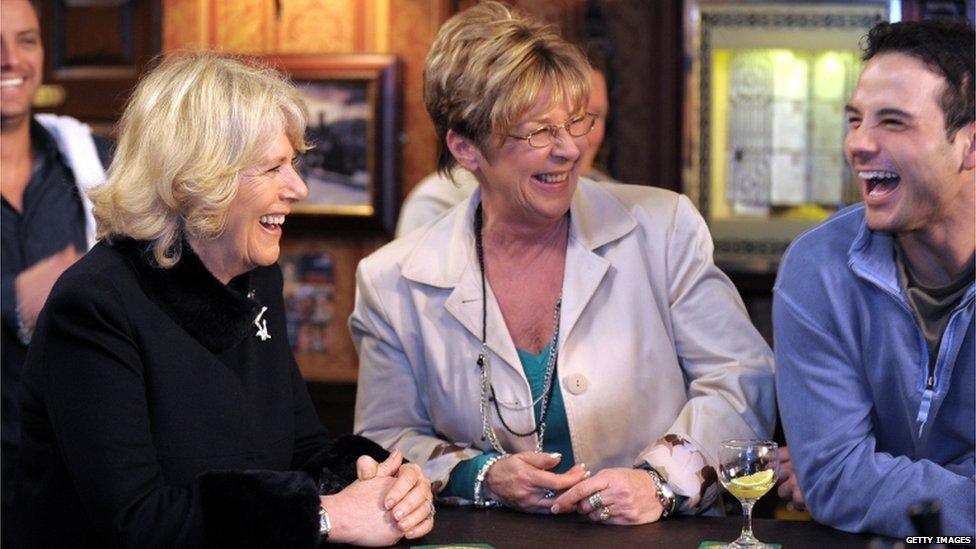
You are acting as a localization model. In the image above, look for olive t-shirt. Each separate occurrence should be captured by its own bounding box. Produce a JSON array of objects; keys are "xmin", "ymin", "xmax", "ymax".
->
[{"xmin": 894, "ymin": 244, "xmax": 975, "ymax": 369}]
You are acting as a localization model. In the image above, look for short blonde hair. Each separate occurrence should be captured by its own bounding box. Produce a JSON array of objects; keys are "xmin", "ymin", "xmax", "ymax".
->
[
  {"xmin": 90, "ymin": 52, "xmax": 308, "ymax": 267},
  {"xmin": 424, "ymin": 1, "xmax": 590, "ymax": 176}
]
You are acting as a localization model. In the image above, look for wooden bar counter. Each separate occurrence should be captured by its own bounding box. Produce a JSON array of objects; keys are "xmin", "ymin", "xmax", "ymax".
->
[{"xmin": 370, "ymin": 506, "xmax": 883, "ymax": 548}]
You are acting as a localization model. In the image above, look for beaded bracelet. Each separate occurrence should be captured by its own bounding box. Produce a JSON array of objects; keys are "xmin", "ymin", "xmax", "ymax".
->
[{"xmin": 473, "ymin": 454, "xmax": 507, "ymax": 508}]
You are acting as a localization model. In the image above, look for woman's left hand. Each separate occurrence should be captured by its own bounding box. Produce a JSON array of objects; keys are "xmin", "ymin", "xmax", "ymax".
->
[
  {"xmin": 356, "ymin": 448, "xmax": 435, "ymax": 539},
  {"xmin": 549, "ymin": 467, "xmax": 663, "ymax": 525}
]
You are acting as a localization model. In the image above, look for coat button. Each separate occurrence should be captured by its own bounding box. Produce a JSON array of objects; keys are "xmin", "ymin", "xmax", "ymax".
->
[{"xmin": 562, "ymin": 374, "xmax": 588, "ymax": 395}]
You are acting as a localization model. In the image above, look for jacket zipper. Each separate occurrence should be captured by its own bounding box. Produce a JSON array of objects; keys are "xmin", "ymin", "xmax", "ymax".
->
[
  {"xmin": 917, "ymin": 376, "xmax": 935, "ymax": 439},
  {"xmin": 871, "ymin": 276, "xmax": 933, "ymax": 438},
  {"xmin": 915, "ymin": 302, "xmax": 969, "ymax": 439}
]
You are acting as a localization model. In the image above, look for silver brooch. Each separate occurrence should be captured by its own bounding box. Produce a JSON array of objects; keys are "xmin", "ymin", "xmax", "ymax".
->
[{"xmin": 253, "ymin": 306, "xmax": 271, "ymax": 341}]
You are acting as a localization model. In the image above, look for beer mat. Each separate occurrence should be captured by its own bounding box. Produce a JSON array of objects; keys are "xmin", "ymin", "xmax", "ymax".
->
[{"xmin": 699, "ymin": 542, "xmax": 781, "ymax": 548}]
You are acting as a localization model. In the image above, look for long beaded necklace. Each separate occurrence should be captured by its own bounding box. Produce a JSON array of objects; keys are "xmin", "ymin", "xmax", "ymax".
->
[{"xmin": 474, "ymin": 203, "xmax": 562, "ymax": 454}]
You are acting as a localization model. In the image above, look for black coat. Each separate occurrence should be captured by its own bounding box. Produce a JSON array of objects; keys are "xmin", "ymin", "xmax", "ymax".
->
[{"xmin": 12, "ymin": 239, "xmax": 386, "ymax": 548}]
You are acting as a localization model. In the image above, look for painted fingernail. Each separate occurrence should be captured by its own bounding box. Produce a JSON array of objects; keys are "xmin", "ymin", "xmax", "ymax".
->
[
  {"xmin": 551, "ymin": 504, "xmax": 560, "ymax": 514},
  {"xmin": 548, "ymin": 452, "xmax": 562, "ymax": 459},
  {"xmin": 385, "ymin": 499, "xmax": 394, "ymax": 510}
]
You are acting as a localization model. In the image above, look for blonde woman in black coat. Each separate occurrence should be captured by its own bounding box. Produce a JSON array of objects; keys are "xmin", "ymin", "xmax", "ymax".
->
[{"xmin": 11, "ymin": 53, "xmax": 434, "ymax": 548}]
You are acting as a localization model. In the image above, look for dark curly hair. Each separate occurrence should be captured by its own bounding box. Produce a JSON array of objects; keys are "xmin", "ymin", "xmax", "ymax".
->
[{"xmin": 862, "ymin": 19, "xmax": 974, "ymax": 140}]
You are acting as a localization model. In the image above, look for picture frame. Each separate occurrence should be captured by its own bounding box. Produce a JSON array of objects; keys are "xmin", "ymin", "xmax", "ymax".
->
[
  {"xmin": 253, "ymin": 54, "xmax": 400, "ymax": 233},
  {"xmin": 280, "ymin": 248, "xmax": 360, "ymax": 383},
  {"xmin": 681, "ymin": 1, "xmax": 889, "ymax": 273}
]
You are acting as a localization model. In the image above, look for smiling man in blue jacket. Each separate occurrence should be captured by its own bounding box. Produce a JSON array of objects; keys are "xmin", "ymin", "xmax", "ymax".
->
[{"xmin": 774, "ymin": 19, "xmax": 974, "ymax": 538}]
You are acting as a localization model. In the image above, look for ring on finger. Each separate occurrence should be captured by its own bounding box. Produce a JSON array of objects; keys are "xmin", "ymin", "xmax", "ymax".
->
[
  {"xmin": 427, "ymin": 500, "xmax": 436, "ymax": 519},
  {"xmin": 542, "ymin": 488, "xmax": 556, "ymax": 499},
  {"xmin": 599, "ymin": 506, "xmax": 611, "ymax": 522},
  {"xmin": 587, "ymin": 492, "xmax": 605, "ymax": 510}
]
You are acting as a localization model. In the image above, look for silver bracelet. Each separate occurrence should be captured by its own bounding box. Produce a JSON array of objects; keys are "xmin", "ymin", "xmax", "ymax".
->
[
  {"xmin": 472, "ymin": 454, "xmax": 507, "ymax": 508},
  {"xmin": 14, "ymin": 306, "xmax": 32, "ymax": 345},
  {"xmin": 642, "ymin": 466, "xmax": 677, "ymax": 518}
]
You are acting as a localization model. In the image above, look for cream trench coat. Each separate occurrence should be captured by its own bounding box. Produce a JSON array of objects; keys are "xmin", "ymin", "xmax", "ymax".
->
[{"xmin": 351, "ymin": 180, "xmax": 775, "ymax": 505}]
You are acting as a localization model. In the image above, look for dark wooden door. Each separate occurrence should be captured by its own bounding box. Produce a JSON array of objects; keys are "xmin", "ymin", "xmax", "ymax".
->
[{"xmin": 34, "ymin": 0, "xmax": 161, "ymax": 136}]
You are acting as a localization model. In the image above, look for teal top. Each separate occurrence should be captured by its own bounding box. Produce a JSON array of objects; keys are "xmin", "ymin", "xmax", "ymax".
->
[{"xmin": 442, "ymin": 341, "xmax": 576, "ymax": 499}]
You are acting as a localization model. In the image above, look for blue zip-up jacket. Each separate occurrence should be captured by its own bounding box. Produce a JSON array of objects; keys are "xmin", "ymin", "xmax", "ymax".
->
[{"xmin": 774, "ymin": 204, "xmax": 974, "ymax": 538}]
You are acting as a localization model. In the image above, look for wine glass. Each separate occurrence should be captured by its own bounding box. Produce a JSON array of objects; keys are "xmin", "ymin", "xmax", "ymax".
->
[{"xmin": 718, "ymin": 440, "xmax": 780, "ymax": 549}]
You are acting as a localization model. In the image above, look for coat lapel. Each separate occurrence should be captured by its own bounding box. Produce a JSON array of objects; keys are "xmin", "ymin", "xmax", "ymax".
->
[
  {"xmin": 403, "ymin": 189, "xmax": 524, "ymax": 375},
  {"xmin": 442, "ymin": 258, "xmax": 524, "ymax": 376},
  {"xmin": 114, "ymin": 238, "xmax": 260, "ymax": 353},
  {"xmin": 560, "ymin": 234, "xmax": 610, "ymax": 348},
  {"xmin": 559, "ymin": 182, "xmax": 637, "ymax": 346}
]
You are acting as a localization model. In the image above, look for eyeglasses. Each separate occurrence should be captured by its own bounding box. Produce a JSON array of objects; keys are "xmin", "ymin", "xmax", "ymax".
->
[{"xmin": 507, "ymin": 113, "xmax": 598, "ymax": 149}]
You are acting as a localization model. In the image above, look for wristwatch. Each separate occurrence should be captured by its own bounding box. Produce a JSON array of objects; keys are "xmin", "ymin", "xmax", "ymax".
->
[
  {"xmin": 318, "ymin": 505, "xmax": 332, "ymax": 539},
  {"xmin": 638, "ymin": 465, "xmax": 677, "ymax": 518}
]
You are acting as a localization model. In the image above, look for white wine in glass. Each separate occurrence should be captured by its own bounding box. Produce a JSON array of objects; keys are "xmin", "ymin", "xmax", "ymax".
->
[{"xmin": 718, "ymin": 440, "xmax": 780, "ymax": 549}]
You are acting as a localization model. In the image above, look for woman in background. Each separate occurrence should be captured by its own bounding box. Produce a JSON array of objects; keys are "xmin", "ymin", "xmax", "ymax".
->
[{"xmin": 12, "ymin": 53, "xmax": 433, "ymax": 548}]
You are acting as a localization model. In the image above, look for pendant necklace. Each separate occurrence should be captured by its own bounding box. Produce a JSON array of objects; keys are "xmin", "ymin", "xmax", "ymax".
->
[{"xmin": 474, "ymin": 202, "xmax": 562, "ymax": 454}]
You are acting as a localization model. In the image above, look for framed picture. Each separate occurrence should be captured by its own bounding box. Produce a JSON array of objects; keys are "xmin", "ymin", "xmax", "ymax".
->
[
  {"xmin": 254, "ymin": 54, "xmax": 400, "ymax": 232},
  {"xmin": 283, "ymin": 252, "xmax": 337, "ymax": 354},
  {"xmin": 681, "ymin": 1, "xmax": 888, "ymax": 273},
  {"xmin": 280, "ymin": 249, "xmax": 359, "ymax": 383}
]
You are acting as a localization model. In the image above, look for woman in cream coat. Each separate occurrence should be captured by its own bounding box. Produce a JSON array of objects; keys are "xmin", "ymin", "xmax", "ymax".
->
[{"xmin": 352, "ymin": 2, "xmax": 775, "ymax": 525}]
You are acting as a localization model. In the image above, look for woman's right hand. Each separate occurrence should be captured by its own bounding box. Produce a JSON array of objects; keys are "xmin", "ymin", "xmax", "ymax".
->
[
  {"xmin": 320, "ymin": 476, "xmax": 402, "ymax": 546},
  {"xmin": 484, "ymin": 452, "xmax": 589, "ymax": 513}
]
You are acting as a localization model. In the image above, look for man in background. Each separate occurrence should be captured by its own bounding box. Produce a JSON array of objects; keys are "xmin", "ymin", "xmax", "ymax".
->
[
  {"xmin": 395, "ymin": 66, "xmax": 612, "ymax": 237},
  {"xmin": 774, "ymin": 18, "xmax": 974, "ymax": 537},
  {"xmin": 0, "ymin": 0, "xmax": 112, "ymax": 536}
]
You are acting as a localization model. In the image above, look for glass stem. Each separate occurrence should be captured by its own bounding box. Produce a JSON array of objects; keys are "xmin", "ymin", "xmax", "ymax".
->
[{"xmin": 740, "ymin": 500, "xmax": 755, "ymax": 540}]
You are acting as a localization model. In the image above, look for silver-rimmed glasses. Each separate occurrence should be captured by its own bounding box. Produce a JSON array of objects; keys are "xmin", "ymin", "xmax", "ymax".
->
[{"xmin": 507, "ymin": 112, "xmax": 598, "ymax": 148}]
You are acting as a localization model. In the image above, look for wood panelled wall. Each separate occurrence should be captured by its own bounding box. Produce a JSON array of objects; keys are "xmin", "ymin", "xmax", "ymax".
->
[
  {"xmin": 163, "ymin": 0, "xmax": 448, "ymax": 204},
  {"xmin": 597, "ymin": 0, "xmax": 683, "ymax": 190},
  {"xmin": 35, "ymin": 1, "xmax": 161, "ymax": 135}
]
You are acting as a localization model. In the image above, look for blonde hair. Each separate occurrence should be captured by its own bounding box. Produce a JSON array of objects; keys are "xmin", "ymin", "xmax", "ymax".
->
[
  {"xmin": 90, "ymin": 52, "xmax": 309, "ymax": 267},
  {"xmin": 424, "ymin": 1, "xmax": 590, "ymax": 176}
]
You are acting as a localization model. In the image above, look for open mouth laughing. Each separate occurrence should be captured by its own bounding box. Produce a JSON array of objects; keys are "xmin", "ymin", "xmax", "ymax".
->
[
  {"xmin": 532, "ymin": 171, "xmax": 570, "ymax": 185},
  {"xmin": 859, "ymin": 170, "xmax": 900, "ymax": 199},
  {"xmin": 0, "ymin": 76, "xmax": 25, "ymax": 89},
  {"xmin": 258, "ymin": 214, "xmax": 286, "ymax": 233}
]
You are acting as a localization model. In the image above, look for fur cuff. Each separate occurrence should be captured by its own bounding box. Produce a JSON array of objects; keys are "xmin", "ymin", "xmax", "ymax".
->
[
  {"xmin": 297, "ymin": 435, "xmax": 390, "ymax": 495},
  {"xmin": 199, "ymin": 469, "xmax": 320, "ymax": 548}
]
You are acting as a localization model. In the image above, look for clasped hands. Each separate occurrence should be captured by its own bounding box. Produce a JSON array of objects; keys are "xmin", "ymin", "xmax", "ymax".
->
[
  {"xmin": 320, "ymin": 448, "xmax": 434, "ymax": 546},
  {"xmin": 484, "ymin": 451, "xmax": 665, "ymax": 525}
]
